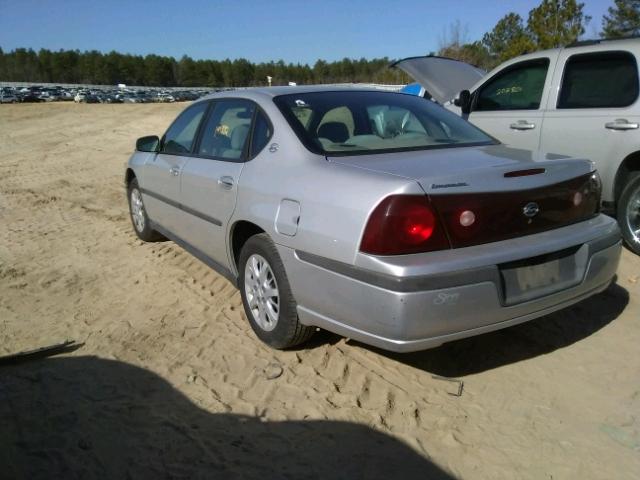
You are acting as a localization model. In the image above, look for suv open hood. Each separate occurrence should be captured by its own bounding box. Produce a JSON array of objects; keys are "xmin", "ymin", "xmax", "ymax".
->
[{"xmin": 391, "ymin": 56, "xmax": 485, "ymax": 104}]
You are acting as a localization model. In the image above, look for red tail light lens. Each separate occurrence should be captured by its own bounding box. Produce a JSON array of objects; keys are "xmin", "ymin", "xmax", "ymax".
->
[
  {"xmin": 429, "ymin": 172, "xmax": 601, "ymax": 249},
  {"xmin": 360, "ymin": 195, "xmax": 450, "ymax": 255}
]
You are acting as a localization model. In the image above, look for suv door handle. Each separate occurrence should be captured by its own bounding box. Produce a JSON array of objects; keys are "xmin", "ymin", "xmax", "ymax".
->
[
  {"xmin": 510, "ymin": 120, "xmax": 536, "ymax": 130},
  {"xmin": 217, "ymin": 176, "xmax": 234, "ymax": 189},
  {"xmin": 605, "ymin": 119, "xmax": 639, "ymax": 131},
  {"xmin": 169, "ymin": 166, "xmax": 181, "ymax": 176}
]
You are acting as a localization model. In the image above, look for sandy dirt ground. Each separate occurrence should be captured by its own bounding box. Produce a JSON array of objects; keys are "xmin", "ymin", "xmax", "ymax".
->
[{"xmin": 0, "ymin": 103, "xmax": 639, "ymax": 479}]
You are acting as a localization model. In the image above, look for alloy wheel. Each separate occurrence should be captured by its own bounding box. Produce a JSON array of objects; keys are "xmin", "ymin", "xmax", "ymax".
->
[{"xmin": 244, "ymin": 254, "xmax": 280, "ymax": 331}]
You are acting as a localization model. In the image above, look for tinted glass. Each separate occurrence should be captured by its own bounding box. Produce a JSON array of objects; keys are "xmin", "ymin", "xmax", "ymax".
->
[
  {"xmin": 162, "ymin": 102, "xmax": 208, "ymax": 154},
  {"xmin": 250, "ymin": 111, "xmax": 273, "ymax": 157},
  {"xmin": 558, "ymin": 51, "xmax": 639, "ymax": 109},
  {"xmin": 274, "ymin": 91, "xmax": 495, "ymax": 156},
  {"xmin": 197, "ymin": 99, "xmax": 255, "ymax": 160},
  {"xmin": 475, "ymin": 59, "xmax": 549, "ymax": 111}
]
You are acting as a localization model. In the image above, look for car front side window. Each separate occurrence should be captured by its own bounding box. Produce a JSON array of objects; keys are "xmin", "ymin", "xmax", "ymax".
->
[
  {"xmin": 475, "ymin": 59, "xmax": 550, "ymax": 112},
  {"xmin": 161, "ymin": 102, "xmax": 208, "ymax": 155}
]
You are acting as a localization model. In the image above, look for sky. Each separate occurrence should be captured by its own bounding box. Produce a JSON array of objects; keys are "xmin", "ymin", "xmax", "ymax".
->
[{"xmin": 0, "ymin": 0, "xmax": 615, "ymax": 64}]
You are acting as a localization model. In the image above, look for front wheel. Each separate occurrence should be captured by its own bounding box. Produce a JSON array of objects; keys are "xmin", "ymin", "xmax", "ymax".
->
[
  {"xmin": 239, "ymin": 234, "xmax": 314, "ymax": 349},
  {"xmin": 617, "ymin": 172, "xmax": 640, "ymax": 255},
  {"xmin": 127, "ymin": 178, "xmax": 162, "ymax": 242}
]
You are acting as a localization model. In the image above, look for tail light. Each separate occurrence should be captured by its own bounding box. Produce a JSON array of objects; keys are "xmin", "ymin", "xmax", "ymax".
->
[
  {"xmin": 586, "ymin": 172, "xmax": 602, "ymax": 212},
  {"xmin": 430, "ymin": 172, "xmax": 601, "ymax": 249},
  {"xmin": 360, "ymin": 195, "xmax": 450, "ymax": 255}
]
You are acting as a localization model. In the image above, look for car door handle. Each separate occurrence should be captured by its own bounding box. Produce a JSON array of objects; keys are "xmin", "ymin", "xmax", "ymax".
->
[
  {"xmin": 510, "ymin": 121, "xmax": 536, "ymax": 130},
  {"xmin": 217, "ymin": 176, "xmax": 234, "ymax": 189},
  {"xmin": 605, "ymin": 119, "xmax": 639, "ymax": 131},
  {"xmin": 169, "ymin": 166, "xmax": 181, "ymax": 176}
]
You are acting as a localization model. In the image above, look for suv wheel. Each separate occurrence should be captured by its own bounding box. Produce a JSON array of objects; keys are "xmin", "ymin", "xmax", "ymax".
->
[
  {"xmin": 239, "ymin": 233, "xmax": 314, "ymax": 349},
  {"xmin": 618, "ymin": 172, "xmax": 640, "ymax": 255},
  {"xmin": 127, "ymin": 178, "xmax": 162, "ymax": 242}
]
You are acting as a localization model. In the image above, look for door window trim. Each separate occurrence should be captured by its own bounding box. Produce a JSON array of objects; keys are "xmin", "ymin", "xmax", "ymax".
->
[
  {"xmin": 472, "ymin": 57, "xmax": 551, "ymax": 113},
  {"xmin": 246, "ymin": 106, "xmax": 274, "ymax": 160},
  {"xmin": 556, "ymin": 50, "xmax": 639, "ymax": 109}
]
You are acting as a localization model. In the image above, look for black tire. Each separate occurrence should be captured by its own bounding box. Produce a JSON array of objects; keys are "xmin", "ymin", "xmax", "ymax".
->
[
  {"xmin": 238, "ymin": 233, "xmax": 314, "ymax": 349},
  {"xmin": 617, "ymin": 172, "xmax": 640, "ymax": 255},
  {"xmin": 127, "ymin": 178, "xmax": 162, "ymax": 242}
]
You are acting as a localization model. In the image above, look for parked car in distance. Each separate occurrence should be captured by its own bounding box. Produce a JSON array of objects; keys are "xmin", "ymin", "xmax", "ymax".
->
[
  {"xmin": 393, "ymin": 37, "xmax": 640, "ymax": 254},
  {"xmin": 125, "ymin": 86, "xmax": 621, "ymax": 352},
  {"xmin": 74, "ymin": 91, "xmax": 99, "ymax": 103},
  {"xmin": 0, "ymin": 89, "xmax": 18, "ymax": 103},
  {"xmin": 19, "ymin": 92, "xmax": 45, "ymax": 103}
]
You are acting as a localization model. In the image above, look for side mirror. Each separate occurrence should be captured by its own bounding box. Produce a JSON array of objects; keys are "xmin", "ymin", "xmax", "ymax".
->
[
  {"xmin": 136, "ymin": 135, "xmax": 160, "ymax": 152},
  {"xmin": 454, "ymin": 90, "xmax": 472, "ymax": 115}
]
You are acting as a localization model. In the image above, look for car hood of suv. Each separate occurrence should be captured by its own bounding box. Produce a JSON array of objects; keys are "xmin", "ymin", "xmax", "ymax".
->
[
  {"xmin": 327, "ymin": 145, "xmax": 594, "ymax": 194},
  {"xmin": 390, "ymin": 55, "xmax": 485, "ymax": 104}
]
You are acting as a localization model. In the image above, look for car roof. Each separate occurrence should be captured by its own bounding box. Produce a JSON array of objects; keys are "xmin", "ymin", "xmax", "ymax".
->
[
  {"xmin": 511, "ymin": 36, "xmax": 640, "ymax": 59},
  {"xmin": 198, "ymin": 84, "xmax": 383, "ymax": 103}
]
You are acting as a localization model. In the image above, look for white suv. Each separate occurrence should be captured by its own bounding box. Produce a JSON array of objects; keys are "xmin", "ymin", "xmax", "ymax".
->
[{"xmin": 394, "ymin": 38, "xmax": 640, "ymax": 254}]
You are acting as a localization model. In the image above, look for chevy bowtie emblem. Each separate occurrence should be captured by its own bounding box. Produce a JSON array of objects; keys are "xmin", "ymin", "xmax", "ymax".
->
[{"xmin": 523, "ymin": 202, "xmax": 540, "ymax": 218}]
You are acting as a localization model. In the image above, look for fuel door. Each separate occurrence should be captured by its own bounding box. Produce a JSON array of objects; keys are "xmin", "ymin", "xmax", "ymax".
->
[{"xmin": 275, "ymin": 199, "xmax": 301, "ymax": 236}]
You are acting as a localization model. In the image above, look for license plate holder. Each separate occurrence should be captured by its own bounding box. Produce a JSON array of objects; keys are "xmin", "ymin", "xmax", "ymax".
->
[{"xmin": 499, "ymin": 246, "xmax": 583, "ymax": 305}]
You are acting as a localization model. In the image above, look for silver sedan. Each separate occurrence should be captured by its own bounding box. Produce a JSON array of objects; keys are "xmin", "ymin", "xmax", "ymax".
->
[{"xmin": 125, "ymin": 86, "xmax": 621, "ymax": 352}]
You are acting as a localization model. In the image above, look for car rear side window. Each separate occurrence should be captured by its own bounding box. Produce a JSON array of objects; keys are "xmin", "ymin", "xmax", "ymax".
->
[
  {"xmin": 250, "ymin": 110, "xmax": 273, "ymax": 157},
  {"xmin": 475, "ymin": 59, "xmax": 549, "ymax": 111},
  {"xmin": 197, "ymin": 99, "xmax": 256, "ymax": 160},
  {"xmin": 558, "ymin": 51, "xmax": 639, "ymax": 109},
  {"xmin": 161, "ymin": 102, "xmax": 208, "ymax": 154}
]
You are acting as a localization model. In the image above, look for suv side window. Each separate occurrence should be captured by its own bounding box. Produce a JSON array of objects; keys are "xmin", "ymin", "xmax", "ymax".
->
[
  {"xmin": 250, "ymin": 110, "xmax": 273, "ymax": 157},
  {"xmin": 475, "ymin": 59, "xmax": 549, "ymax": 112},
  {"xmin": 197, "ymin": 99, "xmax": 256, "ymax": 160},
  {"xmin": 161, "ymin": 102, "xmax": 208, "ymax": 154},
  {"xmin": 558, "ymin": 51, "xmax": 639, "ymax": 109}
]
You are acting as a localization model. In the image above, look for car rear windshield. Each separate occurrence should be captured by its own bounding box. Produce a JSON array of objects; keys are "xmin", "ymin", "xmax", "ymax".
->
[{"xmin": 273, "ymin": 90, "xmax": 496, "ymax": 156}]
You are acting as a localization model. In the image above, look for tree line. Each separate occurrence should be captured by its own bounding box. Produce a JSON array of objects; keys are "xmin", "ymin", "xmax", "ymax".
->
[
  {"xmin": 439, "ymin": 0, "xmax": 640, "ymax": 70},
  {"xmin": 0, "ymin": 48, "xmax": 410, "ymax": 87},
  {"xmin": 1, "ymin": 0, "xmax": 639, "ymax": 87}
]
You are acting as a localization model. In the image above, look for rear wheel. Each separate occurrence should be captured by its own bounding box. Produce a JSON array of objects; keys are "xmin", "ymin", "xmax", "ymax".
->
[
  {"xmin": 617, "ymin": 172, "xmax": 640, "ymax": 255},
  {"xmin": 239, "ymin": 234, "xmax": 314, "ymax": 349},
  {"xmin": 127, "ymin": 178, "xmax": 162, "ymax": 242}
]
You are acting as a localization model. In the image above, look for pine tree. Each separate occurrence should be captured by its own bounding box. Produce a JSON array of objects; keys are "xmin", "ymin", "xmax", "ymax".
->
[{"xmin": 602, "ymin": 0, "xmax": 640, "ymax": 38}]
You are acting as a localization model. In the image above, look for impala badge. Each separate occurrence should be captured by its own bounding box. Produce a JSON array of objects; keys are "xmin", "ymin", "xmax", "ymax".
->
[{"xmin": 523, "ymin": 202, "xmax": 540, "ymax": 218}]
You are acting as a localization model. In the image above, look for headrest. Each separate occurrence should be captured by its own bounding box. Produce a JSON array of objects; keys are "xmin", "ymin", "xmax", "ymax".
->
[{"xmin": 317, "ymin": 122, "xmax": 349, "ymax": 143}]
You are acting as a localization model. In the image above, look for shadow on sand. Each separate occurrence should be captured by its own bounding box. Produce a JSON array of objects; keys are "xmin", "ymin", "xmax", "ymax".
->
[
  {"xmin": 0, "ymin": 355, "xmax": 453, "ymax": 480},
  {"xmin": 354, "ymin": 282, "xmax": 629, "ymax": 377}
]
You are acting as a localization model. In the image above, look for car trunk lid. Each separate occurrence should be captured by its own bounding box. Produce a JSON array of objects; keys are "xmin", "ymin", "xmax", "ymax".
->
[{"xmin": 329, "ymin": 145, "xmax": 600, "ymax": 249}]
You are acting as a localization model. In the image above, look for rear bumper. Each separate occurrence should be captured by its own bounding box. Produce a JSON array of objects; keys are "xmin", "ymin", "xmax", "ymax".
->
[{"xmin": 278, "ymin": 214, "xmax": 621, "ymax": 352}]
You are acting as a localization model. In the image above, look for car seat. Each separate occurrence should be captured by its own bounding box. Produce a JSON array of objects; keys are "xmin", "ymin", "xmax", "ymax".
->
[{"xmin": 220, "ymin": 124, "xmax": 250, "ymax": 159}]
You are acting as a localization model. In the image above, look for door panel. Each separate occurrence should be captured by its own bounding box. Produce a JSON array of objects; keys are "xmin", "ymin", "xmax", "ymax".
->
[
  {"xmin": 540, "ymin": 49, "xmax": 640, "ymax": 203},
  {"xmin": 179, "ymin": 159, "xmax": 244, "ymax": 265},
  {"xmin": 468, "ymin": 57, "xmax": 552, "ymax": 151},
  {"xmin": 142, "ymin": 153, "xmax": 188, "ymax": 232},
  {"xmin": 178, "ymin": 99, "xmax": 256, "ymax": 268},
  {"xmin": 468, "ymin": 110, "xmax": 545, "ymax": 150},
  {"xmin": 141, "ymin": 101, "xmax": 209, "ymax": 232}
]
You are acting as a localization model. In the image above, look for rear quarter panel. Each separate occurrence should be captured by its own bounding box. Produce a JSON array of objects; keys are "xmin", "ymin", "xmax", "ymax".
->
[{"xmin": 230, "ymin": 97, "xmax": 421, "ymax": 266}]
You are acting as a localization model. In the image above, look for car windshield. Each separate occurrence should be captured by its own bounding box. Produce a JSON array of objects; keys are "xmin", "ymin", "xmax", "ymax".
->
[{"xmin": 273, "ymin": 90, "xmax": 496, "ymax": 156}]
